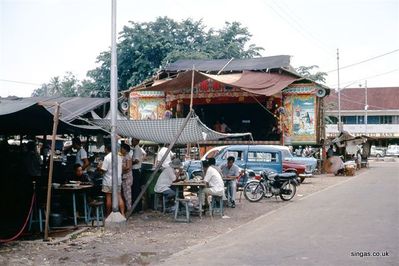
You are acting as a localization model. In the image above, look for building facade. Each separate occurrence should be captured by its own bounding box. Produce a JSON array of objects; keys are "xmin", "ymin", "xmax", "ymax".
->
[{"xmin": 324, "ymin": 87, "xmax": 399, "ymax": 146}]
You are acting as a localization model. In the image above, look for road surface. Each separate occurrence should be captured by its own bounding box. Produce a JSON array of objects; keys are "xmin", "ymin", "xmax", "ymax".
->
[{"xmin": 160, "ymin": 162, "xmax": 399, "ymax": 266}]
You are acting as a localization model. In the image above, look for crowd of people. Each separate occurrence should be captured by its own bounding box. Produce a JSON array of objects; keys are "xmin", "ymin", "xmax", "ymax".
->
[
  {"xmin": 154, "ymin": 153, "xmax": 241, "ymax": 212},
  {"xmin": 5, "ymin": 135, "xmax": 245, "ymax": 221}
]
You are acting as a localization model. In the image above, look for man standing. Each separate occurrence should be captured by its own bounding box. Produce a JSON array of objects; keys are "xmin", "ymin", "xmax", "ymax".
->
[
  {"xmin": 98, "ymin": 144, "xmax": 125, "ymax": 217},
  {"xmin": 221, "ymin": 156, "xmax": 240, "ymax": 208},
  {"xmin": 71, "ymin": 137, "xmax": 90, "ymax": 171},
  {"xmin": 131, "ymin": 138, "xmax": 146, "ymax": 213},
  {"xmin": 156, "ymin": 144, "xmax": 174, "ymax": 169},
  {"xmin": 202, "ymin": 160, "xmax": 224, "ymax": 208}
]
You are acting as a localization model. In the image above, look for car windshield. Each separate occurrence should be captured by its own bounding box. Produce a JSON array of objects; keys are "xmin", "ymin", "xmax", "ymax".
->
[{"xmin": 281, "ymin": 149, "xmax": 292, "ymax": 160}]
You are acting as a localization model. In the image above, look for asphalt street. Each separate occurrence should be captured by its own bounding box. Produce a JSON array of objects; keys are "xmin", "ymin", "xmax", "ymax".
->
[{"xmin": 160, "ymin": 162, "xmax": 399, "ymax": 266}]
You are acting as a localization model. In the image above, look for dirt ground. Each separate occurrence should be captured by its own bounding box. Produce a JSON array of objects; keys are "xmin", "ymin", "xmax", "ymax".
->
[{"xmin": 0, "ymin": 169, "xmax": 366, "ymax": 266}]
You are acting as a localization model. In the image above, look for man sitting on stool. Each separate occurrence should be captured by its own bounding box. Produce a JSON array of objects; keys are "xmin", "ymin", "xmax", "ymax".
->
[
  {"xmin": 221, "ymin": 156, "xmax": 240, "ymax": 208},
  {"xmin": 154, "ymin": 158, "xmax": 185, "ymax": 208},
  {"xmin": 202, "ymin": 160, "xmax": 224, "ymax": 209}
]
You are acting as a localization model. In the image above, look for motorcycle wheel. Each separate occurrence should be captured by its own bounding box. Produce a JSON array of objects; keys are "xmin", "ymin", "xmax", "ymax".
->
[
  {"xmin": 243, "ymin": 181, "xmax": 265, "ymax": 202},
  {"xmin": 279, "ymin": 181, "xmax": 297, "ymax": 201}
]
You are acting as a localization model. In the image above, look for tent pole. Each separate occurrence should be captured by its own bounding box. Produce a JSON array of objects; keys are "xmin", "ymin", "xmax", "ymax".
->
[
  {"xmin": 126, "ymin": 109, "xmax": 194, "ymax": 219},
  {"xmin": 189, "ymin": 66, "xmax": 195, "ymax": 111},
  {"xmin": 44, "ymin": 103, "xmax": 60, "ymax": 241}
]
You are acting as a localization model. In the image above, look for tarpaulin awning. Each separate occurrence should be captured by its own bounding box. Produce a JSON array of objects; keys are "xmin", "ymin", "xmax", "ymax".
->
[
  {"xmin": 92, "ymin": 115, "xmax": 252, "ymax": 144},
  {"xmin": 134, "ymin": 70, "xmax": 302, "ymax": 96},
  {"xmin": 0, "ymin": 97, "xmax": 109, "ymax": 135}
]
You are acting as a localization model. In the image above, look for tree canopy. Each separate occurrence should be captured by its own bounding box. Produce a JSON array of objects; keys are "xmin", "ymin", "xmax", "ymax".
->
[
  {"xmin": 295, "ymin": 65, "xmax": 327, "ymax": 83},
  {"xmin": 86, "ymin": 17, "xmax": 264, "ymax": 96},
  {"xmin": 31, "ymin": 72, "xmax": 93, "ymax": 97},
  {"xmin": 33, "ymin": 17, "xmax": 263, "ymax": 97}
]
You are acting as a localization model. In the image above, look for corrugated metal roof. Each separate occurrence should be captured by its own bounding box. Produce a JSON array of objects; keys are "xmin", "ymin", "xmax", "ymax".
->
[
  {"xmin": 164, "ymin": 55, "xmax": 291, "ymax": 72},
  {"xmin": 0, "ymin": 96, "xmax": 110, "ymax": 135},
  {"xmin": 0, "ymin": 96, "xmax": 109, "ymax": 122}
]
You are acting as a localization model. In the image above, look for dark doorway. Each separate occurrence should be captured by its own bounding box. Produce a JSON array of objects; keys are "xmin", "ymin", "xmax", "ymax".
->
[{"xmin": 192, "ymin": 103, "xmax": 279, "ymax": 140}]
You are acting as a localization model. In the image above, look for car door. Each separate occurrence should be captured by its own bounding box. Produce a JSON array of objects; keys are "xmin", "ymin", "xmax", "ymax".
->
[{"xmin": 246, "ymin": 148, "xmax": 283, "ymax": 173}]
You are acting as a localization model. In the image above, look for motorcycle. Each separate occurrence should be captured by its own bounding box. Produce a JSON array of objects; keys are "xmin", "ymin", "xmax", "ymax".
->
[{"xmin": 243, "ymin": 170, "xmax": 299, "ymax": 202}]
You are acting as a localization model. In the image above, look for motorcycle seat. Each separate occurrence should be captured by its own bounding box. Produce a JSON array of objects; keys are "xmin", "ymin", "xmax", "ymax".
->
[{"xmin": 275, "ymin": 172, "xmax": 297, "ymax": 179}]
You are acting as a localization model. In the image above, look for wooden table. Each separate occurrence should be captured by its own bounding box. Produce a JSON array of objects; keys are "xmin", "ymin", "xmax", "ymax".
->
[
  {"xmin": 172, "ymin": 181, "xmax": 207, "ymax": 218},
  {"xmin": 54, "ymin": 184, "xmax": 93, "ymax": 226}
]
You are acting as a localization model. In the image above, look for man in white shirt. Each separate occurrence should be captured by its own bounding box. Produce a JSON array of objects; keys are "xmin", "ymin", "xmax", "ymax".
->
[
  {"xmin": 156, "ymin": 144, "xmax": 175, "ymax": 169},
  {"xmin": 202, "ymin": 160, "xmax": 224, "ymax": 208},
  {"xmin": 154, "ymin": 158, "xmax": 185, "ymax": 200},
  {"xmin": 221, "ymin": 156, "xmax": 240, "ymax": 208},
  {"xmin": 131, "ymin": 138, "xmax": 147, "ymax": 213},
  {"xmin": 98, "ymin": 144, "xmax": 125, "ymax": 217}
]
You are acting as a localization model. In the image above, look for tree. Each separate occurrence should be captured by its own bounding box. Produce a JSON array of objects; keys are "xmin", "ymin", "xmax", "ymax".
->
[
  {"xmin": 296, "ymin": 65, "xmax": 327, "ymax": 83},
  {"xmin": 31, "ymin": 72, "xmax": 81, "ymax": 97},
  {"xmin": 85, "ymin": 17, "xmax": 264, "ymax": 96}
]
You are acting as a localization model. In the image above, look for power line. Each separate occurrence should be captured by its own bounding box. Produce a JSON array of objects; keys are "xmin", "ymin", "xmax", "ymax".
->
[
  {"xmin": 326, "ymin": 49, "xmax": 399, "ymax": 73},
  {"xmin": 329, "ymin": 68, "xmax": 399, "ymax": 89},
  {"xmin": 271, "ymin": 0, "xmax": 335, "ymax": 56},
  {"xmin": 264, "ymin": 1, "xmax": 335, "ymax": 59},
  {"xmin": 0, "ymin": 78, "xmax": 41, "ymax": 86}
]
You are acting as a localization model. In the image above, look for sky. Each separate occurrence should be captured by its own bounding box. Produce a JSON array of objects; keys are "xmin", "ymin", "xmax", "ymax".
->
[{"xmin": 1, "ymin": 0, "xmax": 398, "ymax": 97}]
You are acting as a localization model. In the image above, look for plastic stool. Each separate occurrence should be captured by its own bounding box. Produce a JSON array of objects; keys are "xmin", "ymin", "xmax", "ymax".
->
[
  {"xmin": 174, "ymin": 198, "xmax": 190, "ymax": 222},
  {"xmin": 87, "ymin": 200, "xmax": 104, "ymax": 227},
  {"xmin": 210, "ymin": 196, "xmax": 224, "ymax": 218},
  {"xmin": 154, "ymin": 193, "xmax": 167, "ymax": 213}
]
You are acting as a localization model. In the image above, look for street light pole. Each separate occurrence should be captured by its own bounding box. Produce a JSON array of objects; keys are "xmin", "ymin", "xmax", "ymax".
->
[
  {"xmin": 365, "ymin": 80, "xmax": 368, "ymax": 136},
  {"xmin": 337, "ymin": 48, "xmax": 342, "ymax": 132},
  {"xmin": 105, "ymin": 0, "xmax": 126, "ymax": 230}
]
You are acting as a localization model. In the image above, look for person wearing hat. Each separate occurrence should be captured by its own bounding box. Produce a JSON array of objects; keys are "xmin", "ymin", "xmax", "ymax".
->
[{"xmin": 154, "ymin": 158, "xmax": 186, "ymax": 200}]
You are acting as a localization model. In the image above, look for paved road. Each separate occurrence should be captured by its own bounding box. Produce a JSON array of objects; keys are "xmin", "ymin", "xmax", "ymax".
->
[{"xmin": 160, "ymin": 162, "xmax": 399, "ymax": 266}]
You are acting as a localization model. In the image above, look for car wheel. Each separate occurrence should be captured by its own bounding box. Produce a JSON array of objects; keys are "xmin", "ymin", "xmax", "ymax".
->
[{"xmin": 376, "ymin": 154, "xmax": 381, "ymax": 158}]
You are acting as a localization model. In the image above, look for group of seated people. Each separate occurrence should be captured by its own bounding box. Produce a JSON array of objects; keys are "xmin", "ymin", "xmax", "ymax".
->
[{"xmin": 154, "ymin": 155, "xmax": 241, "ymax": 212}]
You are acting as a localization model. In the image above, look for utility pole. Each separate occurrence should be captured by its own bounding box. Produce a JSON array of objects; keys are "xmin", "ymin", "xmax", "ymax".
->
[
  {"xmin": 365, "ymin": 80, "xmax": 368, "ymax": 136},
  {"xmin": 105, "ymin": 0, "xmax": 126, "ymax": 230},
  {"xmin": 337, "ymin": 48, "xmax": 342, "ymax": 132}
]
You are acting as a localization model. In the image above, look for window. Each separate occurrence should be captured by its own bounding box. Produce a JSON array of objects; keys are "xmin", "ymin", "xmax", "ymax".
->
[
  {"xmin": 381, "ymin": 116, "xmax": 393, "ymax": 124},
  {"xmin": 367, "ymin": 116, "xmax": 379, "ymax": 124},
  {"xmin": 366, "ymin": 116, "xmax": 393, "ymax": 124},
  {"xmin": 342, "ymin": 116, "xmax": 357, "ymax": 124},
  {"xmin": 222, "ymin": 150, "xmax": 244, "ymax": 161},
  {"xmin": 248, "ymin": 152, "xmax": 279, "ymax": 163},
  {"xmin": 326, "ymin": 116, "xmax": 338, "ymax": 124},
  {"xmin": 357, "ymin": 116, "xmax": 364, "ymax": 124}
]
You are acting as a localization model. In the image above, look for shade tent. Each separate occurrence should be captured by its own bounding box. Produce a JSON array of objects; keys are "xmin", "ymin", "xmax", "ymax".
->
[
  {"xmin": 134, "ymin": 70, "xmax": 304, "ymax": 96},
  {"xmin": 92, "ymin": 114, "xmax": 252, "ymax": 144},
  {"xmin": 0, "ymin": 97, "xmax": 109, "ymax": 135}
]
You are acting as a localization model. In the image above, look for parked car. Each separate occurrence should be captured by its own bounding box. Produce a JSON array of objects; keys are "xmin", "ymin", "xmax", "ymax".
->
[
  {"xmin": 214, "ymin": 145, "xmax": 284, "ymax": 174},
  {"xmin": 370, "ymin": 146, "xmax": 385, "ymax": 158},
  {"xmin": 185, "ymin": 145, "xmax": 310, "ymax": 182},
  {"xmin": 386, "ymin": 145, "xmax": 399, "ymax": 157},
  {"xmin": 184, "ymin": 145, "xmax": 284, "ymax": 179},
  {"xmin": 267, "ymin": 145, "xmax": 317, "ymax": 175}
]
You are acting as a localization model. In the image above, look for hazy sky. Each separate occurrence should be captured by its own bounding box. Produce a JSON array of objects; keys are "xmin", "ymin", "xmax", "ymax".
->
[{"xmin": 1, "ymin": 0, "xmax": 398, "ymax": 97}]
